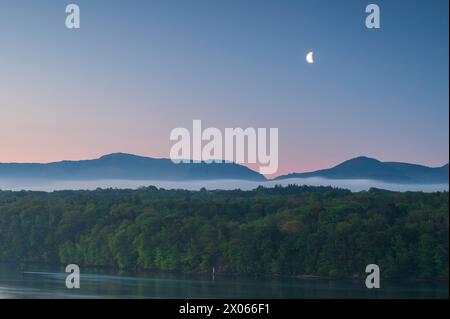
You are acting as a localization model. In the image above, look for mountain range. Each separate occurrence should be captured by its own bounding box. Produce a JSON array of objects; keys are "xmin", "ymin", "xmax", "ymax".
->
[
  {"xmin": 0, "ymin": 153, "xmax": 265, "ymax": 181},
  {"xmin": 275, "ymin": 156, "xmax": 449, "ymax": 184},
  {"xmin": 0, "ymin": 153, "xmax": 448, "ymax": 184}
]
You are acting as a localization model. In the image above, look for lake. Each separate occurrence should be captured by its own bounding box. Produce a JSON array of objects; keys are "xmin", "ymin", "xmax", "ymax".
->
[{"xmin": 0, "ymin": 263, "xmax": 447, "ymax": 299}]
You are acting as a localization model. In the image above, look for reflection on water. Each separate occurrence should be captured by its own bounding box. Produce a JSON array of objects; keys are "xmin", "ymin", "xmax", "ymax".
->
[{"xmin": 0, "ymin": 263, "xmax": 448, "ymax": 299}]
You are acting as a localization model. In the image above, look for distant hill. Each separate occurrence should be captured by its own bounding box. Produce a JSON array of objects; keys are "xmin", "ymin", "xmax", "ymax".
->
[
  {"xmin": 1, "ymin": 154, "xmax": 448, "ymax": 185},
  {"xmin": 276, "ymin": 156, "xmax": 449, "ymax": 184},
  {"xmin": 0, "ymin": 153, "xmax": 266, "ymax": 181}
]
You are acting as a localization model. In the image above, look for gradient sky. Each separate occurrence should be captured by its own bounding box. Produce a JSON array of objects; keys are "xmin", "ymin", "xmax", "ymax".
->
[{"xmin": 0, "ymin": 0, "xmax": 448, "ymax": 177}]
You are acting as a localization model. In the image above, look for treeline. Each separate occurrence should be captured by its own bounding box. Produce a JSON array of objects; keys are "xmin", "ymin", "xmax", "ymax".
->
[{"xmin": 0, "ymin": 185, "xmax": 448, "ymax": 279}]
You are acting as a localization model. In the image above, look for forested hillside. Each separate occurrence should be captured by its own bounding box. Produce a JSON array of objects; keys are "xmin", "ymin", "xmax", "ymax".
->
[{"xmin": 0, "ymin": 186, "xmax": 447, "ymax": 279}]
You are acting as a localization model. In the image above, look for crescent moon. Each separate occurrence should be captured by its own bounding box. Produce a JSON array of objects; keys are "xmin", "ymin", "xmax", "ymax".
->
[{"xmin": 306, "ymin": 51, "xmax": 314, "ymax": 64}]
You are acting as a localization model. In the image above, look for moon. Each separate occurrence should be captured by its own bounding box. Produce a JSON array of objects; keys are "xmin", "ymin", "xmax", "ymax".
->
[{"xmin": 306, "ymin": 51, "xmax": 314, "ymax": 64}]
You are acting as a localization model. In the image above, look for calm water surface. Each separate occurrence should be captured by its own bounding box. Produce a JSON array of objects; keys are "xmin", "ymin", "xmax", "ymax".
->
[{"xmin": 0, "ymin": 263, "xmax": 447, "ymax": 299}]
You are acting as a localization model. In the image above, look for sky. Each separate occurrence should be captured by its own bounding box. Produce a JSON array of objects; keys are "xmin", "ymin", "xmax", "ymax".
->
[{"xmin": 0, "ymin": 0, "xmax": 448, "ymax": 177}]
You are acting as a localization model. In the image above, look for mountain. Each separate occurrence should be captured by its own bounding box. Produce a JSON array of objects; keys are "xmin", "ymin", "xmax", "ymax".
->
[
  {"xmin": 0, "ymin": 153, "xmax": 265, "ymax": 181},
  {"xmin": 275, "ymin": 156, "xmax": 449, "ymax": 184},
  {"xmin": 1, "ymin": 154, "xmax": 448, "ymax": 185}
]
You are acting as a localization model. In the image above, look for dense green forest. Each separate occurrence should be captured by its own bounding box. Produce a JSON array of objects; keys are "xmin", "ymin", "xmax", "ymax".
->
[{"xmin": 0, "ymin": 185, "xmax": 448, "ymax": 280}]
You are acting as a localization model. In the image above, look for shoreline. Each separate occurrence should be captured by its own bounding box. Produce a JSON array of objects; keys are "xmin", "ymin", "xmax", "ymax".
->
[{"xmin": 2, "ymin": 261, "xmax": 448, "ymax": 284}]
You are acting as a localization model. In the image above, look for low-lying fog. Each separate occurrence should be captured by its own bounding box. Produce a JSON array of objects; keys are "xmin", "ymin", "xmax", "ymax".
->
[{"xmin": 0, "ymin": 178, "xmax": 448, "ymax": 193}]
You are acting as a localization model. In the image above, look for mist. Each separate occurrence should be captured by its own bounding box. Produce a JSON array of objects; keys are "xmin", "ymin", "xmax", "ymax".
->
[{"xmin": 0, "ymin": 178, "xmax": 448, "ymax": 193}]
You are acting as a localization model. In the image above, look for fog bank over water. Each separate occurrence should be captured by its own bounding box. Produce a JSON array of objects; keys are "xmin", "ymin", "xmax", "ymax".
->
[{"xmin": 0, "ymin": 178, "xmax": 448, "ymax": 193}]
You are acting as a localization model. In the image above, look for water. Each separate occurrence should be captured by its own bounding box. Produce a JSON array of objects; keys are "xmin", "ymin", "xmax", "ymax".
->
[
  {"xmin": 0, "ymin": 263, "xmax": 447, "ymax": 299},
  {"xmin": 0, "ymin": 178, "xmax": 448, "ymax": 193}
]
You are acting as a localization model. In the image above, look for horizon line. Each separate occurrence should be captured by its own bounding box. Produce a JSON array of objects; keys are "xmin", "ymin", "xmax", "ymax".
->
[{"xmin": 1, "ymin": 152, "xmax": 448, "ymax": 177}]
